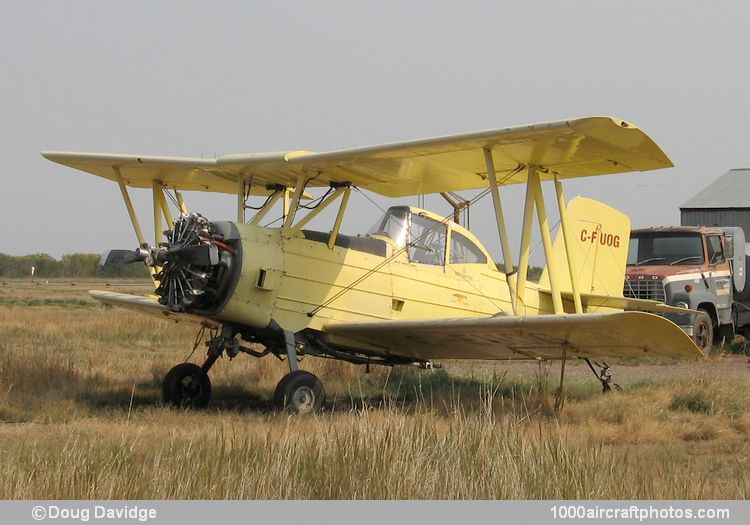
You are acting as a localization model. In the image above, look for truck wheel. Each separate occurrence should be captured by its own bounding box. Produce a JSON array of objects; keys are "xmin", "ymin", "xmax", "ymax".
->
[{"xmin": 692, "ymin": 309, "xmax": 713, "ymax": 354}]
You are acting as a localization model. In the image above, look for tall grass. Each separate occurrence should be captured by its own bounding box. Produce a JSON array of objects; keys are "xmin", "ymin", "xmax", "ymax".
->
[
  {"xmin": 1, "ymin": 283, "xmax": 749, "ymax": 499},
  {"xmin": 2, "ymin": 403, "xmax": 747, "ymax": 499}
]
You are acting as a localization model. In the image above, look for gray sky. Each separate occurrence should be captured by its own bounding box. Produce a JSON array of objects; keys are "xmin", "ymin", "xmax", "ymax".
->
[{"xmin": 2, "ymin": 1, "xmax": 750, "ymax": 262}]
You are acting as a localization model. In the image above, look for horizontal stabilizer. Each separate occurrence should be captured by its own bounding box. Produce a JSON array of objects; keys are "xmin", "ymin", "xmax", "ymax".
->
[{"xmin": 538, "ymin": 289, "xmax": 700, "ymax": 315}]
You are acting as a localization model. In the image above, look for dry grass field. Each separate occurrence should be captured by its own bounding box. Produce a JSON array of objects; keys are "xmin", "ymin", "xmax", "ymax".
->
[{"xmin": 1, "ymin": 279, "xmax": 749, "ymax": 499}]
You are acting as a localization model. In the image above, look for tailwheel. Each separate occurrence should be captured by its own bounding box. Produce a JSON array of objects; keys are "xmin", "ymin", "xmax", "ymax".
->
[
  {"xmin": 583, "ymin": 358, "xmax": 622, "ymax": 394},
  {"xmin": 274, "ymin": 370, "xmax": 325, "ymax": 414},
  {"xmin": 162, "ymin": 363, "xmax": 212, "ymax": 408}
]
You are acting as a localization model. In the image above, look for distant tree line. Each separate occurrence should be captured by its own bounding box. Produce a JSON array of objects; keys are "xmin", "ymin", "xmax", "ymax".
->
[
  {"xmin": 1, "ymin": 252, "xmax": 541, "ymax": 280},
  {"xmin": 495, "ymin": 263, "xmax": 543, "ymax": 283},
  {"xmin": 0, "ymin": 253, "xmax": 149, "ymax": 278}
]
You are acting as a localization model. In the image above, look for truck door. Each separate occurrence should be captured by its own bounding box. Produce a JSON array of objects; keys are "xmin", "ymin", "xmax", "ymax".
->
[{"xmin": 706, "ymin": 235, "xmax": 732, "ymax": 321}]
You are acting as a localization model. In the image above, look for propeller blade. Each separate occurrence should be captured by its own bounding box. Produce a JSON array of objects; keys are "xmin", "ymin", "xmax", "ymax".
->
[
  {"xmin": 100, "ymin": 248, "xmax": 148, "ymax": 266},
  {"xmin": 167, "ymin": 244, "xmax": 219, "ymax": 266}
]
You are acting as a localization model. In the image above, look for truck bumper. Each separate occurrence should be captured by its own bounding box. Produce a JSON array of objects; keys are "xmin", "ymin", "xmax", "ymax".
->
[{"xmin": 663, "ymin": 312, "xmax": 695, "ymax": 338}]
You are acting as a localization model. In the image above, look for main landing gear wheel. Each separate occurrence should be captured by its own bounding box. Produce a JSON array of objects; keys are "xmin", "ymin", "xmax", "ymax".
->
[
  {"xmin": 692, "ymin": 308, "xmax": 713, "ymax": 355},
  {"xmin": 274, "ymin": 370, "xmax": 325, "ymax": 414},
  {"xmin": 162, "ymin": 363, "xmax": 212, "ymax": 408}
]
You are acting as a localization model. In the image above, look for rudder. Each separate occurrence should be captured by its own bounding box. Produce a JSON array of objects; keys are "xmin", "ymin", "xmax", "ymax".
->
[{"xmin": 538, "ymin": 197, "xmax": 630, "ymax": 304}]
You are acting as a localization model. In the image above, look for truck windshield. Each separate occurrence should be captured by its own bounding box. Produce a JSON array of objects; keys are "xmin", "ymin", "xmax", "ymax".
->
[{"xmin": 627, "ymin": 233, "xmax": 704, "ymax": 266}]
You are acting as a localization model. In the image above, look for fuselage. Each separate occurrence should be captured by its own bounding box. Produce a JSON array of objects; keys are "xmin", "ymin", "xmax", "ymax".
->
[{"xmin": 210, "ymin": 207, "xmax": 545, "ymax": 349}]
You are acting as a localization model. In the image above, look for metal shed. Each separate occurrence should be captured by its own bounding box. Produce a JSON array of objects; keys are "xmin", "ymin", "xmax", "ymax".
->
[{"xmin": 680, "ymin": 168, "xmax": 750, "ymax": 232}]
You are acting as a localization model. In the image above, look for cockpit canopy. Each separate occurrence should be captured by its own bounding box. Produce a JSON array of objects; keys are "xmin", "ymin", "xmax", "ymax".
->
[{"xmin": 367, "ymin": 206, "xmax": 488, "ymax": 266}]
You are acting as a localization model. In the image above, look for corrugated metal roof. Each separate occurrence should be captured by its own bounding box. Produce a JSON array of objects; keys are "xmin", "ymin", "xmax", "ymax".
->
[{"xmin": 680, "ymin": 168, "xmax": 750, "ymax": 209}]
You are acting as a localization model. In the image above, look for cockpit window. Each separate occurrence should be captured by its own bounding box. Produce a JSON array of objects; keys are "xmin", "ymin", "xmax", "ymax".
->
[
  {"xmin": 408, "ymin": 214, "xmax": 446, "ymax": 266},
  {"xmin": 367, "ymin": 207, "xmax": 447, "ymax": 265},
  {"xmin": 450, "ymin": 231, "xmax": 487, "ymax": 264},
  {"xmin": 367, "ymin": 208, "xmax": 409, "ymax": 247}
]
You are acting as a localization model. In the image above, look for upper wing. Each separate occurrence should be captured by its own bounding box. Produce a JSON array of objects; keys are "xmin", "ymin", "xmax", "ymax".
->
[
  {"xmin": 43, "ymin": 116, "xmax": 672, "ymax": 198},
  {"xmin": 40, "ymin": 150, "xmax": 312, "ymax": 196},
  {"xmin": 89, "ymin": 290, "xmax": 220, "ymax": 329},
  {"xmin": 323, "ymin": 311, "xmax": 703, "ymax": 361}
]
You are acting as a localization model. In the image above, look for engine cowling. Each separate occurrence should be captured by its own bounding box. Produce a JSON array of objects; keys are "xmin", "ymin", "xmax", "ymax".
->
[{"xmin": 153, "ymin": 213, "xmax": 240, "ymax": 313}]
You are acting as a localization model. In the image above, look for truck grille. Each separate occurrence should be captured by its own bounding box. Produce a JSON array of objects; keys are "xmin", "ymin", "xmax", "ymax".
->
[{"xmin": 623, "ymin": 279, "xmax": 665, "ymax": 302}]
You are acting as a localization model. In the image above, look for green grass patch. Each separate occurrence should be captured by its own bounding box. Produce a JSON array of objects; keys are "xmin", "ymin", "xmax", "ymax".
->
[{"xmin": 0, "ymin": 297, "xmax": 96, "ymax": 309}]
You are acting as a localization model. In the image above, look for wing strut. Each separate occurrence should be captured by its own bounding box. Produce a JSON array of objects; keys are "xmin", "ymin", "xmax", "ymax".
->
[
  {"xmin": 515, "ymin": 166, "xmax": 565, "ymax": 314},
  {"xmin": 249, "ymin": 188, "xmax": 285, "ymax": 226},
  {"xmin": 151, "ymin": 181, "xmax": 179, "ymax": 275},
  {"xmin": 483, "ymin": 148, "xmax": 518, "ymax": 313},
  {"xmin": 156, "ymin": 186, "xmax": 174, "ymax": 226},
  {"xmin": 530, "ymin": 170, "xmax": 563, "ymax": 314},
  {"xmin": 112, "ymin": 167, "xmax": 156, "ymax": 283},
  {"xmin": 282, "ymin": 175, "xmax": 307, "ymax": 236},
  {"xmin": 151, "ymin": 181, "xmax": 166, "ymax": 272},
  {"xmin": 554, "ymin": 176, "xmax": 583, "ymax": 313},
  {"xmin": 237, "ymin": 174, "xmax": 245, "ymax": 223},
  {"xmin": 328, "ymin": 187, "xmax": 351, "ymax": 249},
  {"xmin": 290, "ymin": 187, "xmax": 348, "ymax": 232},
  {"xmin": 175, "ymin": 190, "xmax": 187, "ymax": 214}
]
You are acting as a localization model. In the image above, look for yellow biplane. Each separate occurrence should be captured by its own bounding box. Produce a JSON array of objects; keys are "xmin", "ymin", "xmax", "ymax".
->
[{"xmin": 43, "ymin": 116, "xmax": 703, "ymax": 413}]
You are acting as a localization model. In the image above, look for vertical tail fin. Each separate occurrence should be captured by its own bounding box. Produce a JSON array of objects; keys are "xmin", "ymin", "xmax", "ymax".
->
[{"xmin": 538, "ymin": 197, "xmax": 630, "ymax": 305}]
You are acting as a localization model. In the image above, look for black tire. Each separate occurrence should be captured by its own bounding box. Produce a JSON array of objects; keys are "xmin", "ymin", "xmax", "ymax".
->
[
  {"xmin": 692, "ymin": 309, "xmax": 713, "ymax": 355},
  {"xmin": 274, "ymin": 370, "xmax": 325, "ymax": 414},
  {"xmin": 273, "ymin": 372, "xmax": 294, "ymax": 408},
  {"xmin": 162, "ymin": 363, "xmax": 211, "ymax": 408}
]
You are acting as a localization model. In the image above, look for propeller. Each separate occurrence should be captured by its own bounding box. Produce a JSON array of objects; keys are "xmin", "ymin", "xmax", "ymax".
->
[{"xmin": 100, "ymin": 248, "xmax": 149, "ymax": 266}]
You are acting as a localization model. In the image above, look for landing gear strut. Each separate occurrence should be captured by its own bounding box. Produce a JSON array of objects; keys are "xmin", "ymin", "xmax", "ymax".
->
[
  {"xmin": 162, "ymin": 325, "xmax": 329, "ymax": 413},
  {"xmin": 272, "ymin": 330, "xmax": 326, "ymax": 414},
  {"xmin": 162, "ymin": 327, "xmax": 243, "ymax": 408}
]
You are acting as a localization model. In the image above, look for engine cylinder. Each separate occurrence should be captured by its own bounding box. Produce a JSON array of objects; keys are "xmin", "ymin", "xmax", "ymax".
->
[{"xmin": 153, "ymin": 213, "xmax": 239, "ymax": 312}]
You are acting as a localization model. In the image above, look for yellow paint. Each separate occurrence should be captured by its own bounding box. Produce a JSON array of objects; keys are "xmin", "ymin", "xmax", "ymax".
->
[
  {"xmin": 216, "ymin": 207, "xmax": 530, "ymax": 336},
  {"xmin": 483, "ymin": 147, "xmax": 517, "ymax": 313},
  {"xmin": 515, "ymin": 167, "xmax": 538, "ymax": 314},
  {"xmin": 41, "ymin": 116, "xmax": 673, "ymax": 199},
  {"xmin": 47, "ymin": 116, "xmax": 702, "ymax": 361},
  {"xmin": 554, "ymin": 176, "xmax": 582, "ymax": 313},
  {"xmin": 538, "ymin": 197, "xmax": 631, "ymax": 313},
  {"xmin": 328, "ymin": 188, "xmax": 351, "ymax": 249},
  {"xmin": 530, "ymin": 169, "xmax": 563, "ymax": 314},
  {"xmin": 175, "ymin": 190, "xmax": 188, "ymax": 214}
]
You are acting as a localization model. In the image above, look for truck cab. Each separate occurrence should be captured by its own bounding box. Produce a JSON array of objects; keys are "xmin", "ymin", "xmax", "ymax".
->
[{"xmin": 624, "ymin": 226, "xmax": 742, "ymax": 352}]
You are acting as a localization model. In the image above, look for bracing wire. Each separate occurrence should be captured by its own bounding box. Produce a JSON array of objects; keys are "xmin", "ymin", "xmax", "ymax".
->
[
  {"xmin": 307, "ymin": 176, "xmax": 522, "ymax": 317},
  {"xmin": 306, "ymin": 164, "xmax": 562, "ymax": 317}
]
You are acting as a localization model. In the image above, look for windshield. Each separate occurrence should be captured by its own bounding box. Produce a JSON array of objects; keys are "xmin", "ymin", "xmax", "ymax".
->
[
  {"xmin": 627, "ymin": 233, "xmax": 704, "ymax": 266},
  {"xmin": 367, "ymin": 207, "xmax": 409, "ymax": 247}
]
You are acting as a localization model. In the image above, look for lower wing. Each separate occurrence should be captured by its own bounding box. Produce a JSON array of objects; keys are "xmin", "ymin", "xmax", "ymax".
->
[
  {"xmin": 323, "ymin": 311, "xmax": 703, "ymax": 361},
  {"xmin": 89, "ymin": 290, "xmax": 220, "ymax": 329}
]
